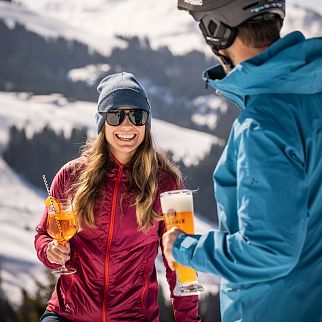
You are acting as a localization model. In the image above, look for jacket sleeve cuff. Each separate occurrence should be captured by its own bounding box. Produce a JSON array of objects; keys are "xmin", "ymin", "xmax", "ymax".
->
[{"xmin": 173, "ymin": 233, "xmax": 201, "ymax": 267}]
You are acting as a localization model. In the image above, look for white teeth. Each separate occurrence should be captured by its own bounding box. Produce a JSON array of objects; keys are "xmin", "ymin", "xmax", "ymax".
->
[{"xmin": 116, "ymin": 134, "xmax": 136, "ymax": 141}]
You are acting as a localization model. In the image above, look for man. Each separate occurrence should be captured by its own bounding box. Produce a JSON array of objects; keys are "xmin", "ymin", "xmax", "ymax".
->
[{"xmin": 163, "ymin": 1, "xmax": 322, "ymax": 321}]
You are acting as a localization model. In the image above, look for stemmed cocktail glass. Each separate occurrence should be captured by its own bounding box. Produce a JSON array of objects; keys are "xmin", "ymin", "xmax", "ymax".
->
[{"xmin": 43, "ymin": 175, "xmax": 78, "ymax": 275}]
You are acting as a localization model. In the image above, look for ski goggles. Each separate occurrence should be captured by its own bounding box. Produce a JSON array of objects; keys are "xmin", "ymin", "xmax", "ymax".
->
[{"xmin": 105, "ymin": 109, "xmax": 149, "ymax": 126}]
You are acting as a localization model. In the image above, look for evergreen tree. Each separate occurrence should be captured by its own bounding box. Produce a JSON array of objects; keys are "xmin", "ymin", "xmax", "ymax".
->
[
  {"xmin": 0, "ymin": 268, "xmax": 57, "ymax": 322},
  {"xmin": 2, "ymin": 125, "xmax": 87, "ymax": 188},
  {"xmin": 16, "ymin": 270, "xmax": 57, "ymax": 322}
]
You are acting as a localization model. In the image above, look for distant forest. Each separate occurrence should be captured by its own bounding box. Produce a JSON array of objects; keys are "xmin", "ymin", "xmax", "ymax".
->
[
  {"xmin": 0, "ymin": 20, "xmax": 213, "ymax": 100},
  {"xmin": 0, "ymin": 20, "xmax": 239, "ymax": 141},
  {"xmin": 0, "ymin": 9, "xmax": 225, "ymax": 322},
  {"xmin": 0, "ymin": 15, "xmax": 240, "ymax": 221},
  {"xmin": 2, "ymin": 125, "xmax": 88, "ymax": 188},
  {"xmin": 2, "ymin": 125, "xmax": 222, "ymax": 223}
]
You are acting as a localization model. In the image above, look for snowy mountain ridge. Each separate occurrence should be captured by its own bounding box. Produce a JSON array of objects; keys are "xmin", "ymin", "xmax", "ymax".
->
[
  {"xmin": 1, "ymin": 0, "xmax": 321, "ymax": 307},
  {"xmin": 1, "ymin": 1, "xmax": 321, "ymax": 56}
]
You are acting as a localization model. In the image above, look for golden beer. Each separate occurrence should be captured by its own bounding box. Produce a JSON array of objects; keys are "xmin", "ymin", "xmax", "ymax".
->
[
  {"xmin": 160, "ymin": 189, "xmax": 204, "ymax": 296},
  {"xmin": 163, "ymin": 210, "xmax": 197, "ymax": 284}
]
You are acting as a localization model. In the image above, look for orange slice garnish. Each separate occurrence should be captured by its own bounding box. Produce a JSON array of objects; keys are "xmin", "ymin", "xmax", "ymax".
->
[{"xmin": 44, "ymin": 197, "xmax": 61, "ymax": 213}]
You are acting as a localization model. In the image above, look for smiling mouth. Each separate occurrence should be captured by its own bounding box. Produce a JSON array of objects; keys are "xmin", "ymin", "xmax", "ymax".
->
[{"xmin": 116, "ymin": 134, "xmax": 137, "ymax": 141}]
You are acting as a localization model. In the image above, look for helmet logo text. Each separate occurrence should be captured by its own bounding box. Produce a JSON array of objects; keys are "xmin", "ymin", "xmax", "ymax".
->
[{"xmin": 183, "ymin": 0, "xmax": 203, "ymax": 6}]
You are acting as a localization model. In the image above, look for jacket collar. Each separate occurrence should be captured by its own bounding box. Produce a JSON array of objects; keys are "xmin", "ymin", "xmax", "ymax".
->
[
  {"xmin": 107, "ymin": 152, "xmax": 130, "ymax": 179},
  {"xmin": 202, "ymin": 31, "xmax": 312, "ymax": 110}
]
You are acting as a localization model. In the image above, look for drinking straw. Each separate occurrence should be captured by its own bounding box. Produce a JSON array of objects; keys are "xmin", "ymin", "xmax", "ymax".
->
[
  {"xmin": 42, "ymin": 175, "xmax": 57, "ymax": 214},
  {"xmin": 42, "ymin": 175, "xmax": 65, "ymax": 241}
]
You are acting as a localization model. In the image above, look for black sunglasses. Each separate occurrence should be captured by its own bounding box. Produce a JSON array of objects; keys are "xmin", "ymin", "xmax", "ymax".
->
[{"xmin": 105, "ymin": 109, "xmax": 149, "ymax": 126}]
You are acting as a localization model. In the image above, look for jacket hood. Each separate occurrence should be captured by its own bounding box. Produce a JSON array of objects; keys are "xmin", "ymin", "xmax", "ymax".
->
[{"xmin": 204, "ymin": 32, "xmax": 322, "ymax": 109}]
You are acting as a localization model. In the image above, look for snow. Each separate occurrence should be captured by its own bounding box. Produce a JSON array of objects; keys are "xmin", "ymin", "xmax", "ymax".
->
[
  {"xmin": 0, "ymin": 157, "xmax": 46, "ymax": 303},
  {"xmin": 68, "ymin": 64, "xmax": 111, "ymax": 86},
  {"xmin": 289, "ymin": 0, "xmax": 322, "ymax": 15},
  {"xmin": 1, "ymin": 1, "xmax": 321, "ymax": 58},
  {"xmin": 0, "ymin": 92, "xmax": 223, "ymax": 166},
  {"xmin": 1, "ymin": 0, "xmax": 321, "ymax": 306},
  {"xmin": 0, "ymin": 0, "xmax": 204, "ymax": 56},
  {"xmin": 152, "ymin": 119, "xmax": 223, "ymax": 165},
  {"xmin": 283, "ymin": 5, "xmax": 322, "ymax": 37},
  {"xmin": 191, "ymin": 95, "xmax": 229, "ymax": 130},
  {"xmin": 0, "ymin": 91, "xmax": 222, "ymax": 304}
]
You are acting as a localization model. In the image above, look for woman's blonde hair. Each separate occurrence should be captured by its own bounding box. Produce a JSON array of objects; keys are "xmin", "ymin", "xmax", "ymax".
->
[{"xmin": 71, "ymin": 125, "xmax": 182, "ymax": 231}]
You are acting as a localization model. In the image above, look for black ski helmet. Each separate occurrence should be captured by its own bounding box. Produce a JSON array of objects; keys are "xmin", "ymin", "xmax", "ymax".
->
[{"xmin": 178, "ymin": 0, "xmax": 285, "ymax": 52}]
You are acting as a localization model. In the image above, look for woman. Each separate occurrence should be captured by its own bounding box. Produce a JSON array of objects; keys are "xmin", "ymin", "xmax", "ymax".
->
[{"xmin": 35, "ymin": 72, "xmax": 200, "ymax": 322}]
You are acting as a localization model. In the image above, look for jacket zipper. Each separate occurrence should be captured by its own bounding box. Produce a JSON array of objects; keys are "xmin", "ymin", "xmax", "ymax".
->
[
  {"xmin": 102, "ymin": 164, "xmax": 123, "ymax": 322},
  {"xmin": 141, "ymin": 259, "xmax": 148, "ymax": 312}
]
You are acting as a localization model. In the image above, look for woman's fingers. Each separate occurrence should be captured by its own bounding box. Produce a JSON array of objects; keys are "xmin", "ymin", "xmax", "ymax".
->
[{"xmin": 47, "ymin": 240, "xmax": 70, "ymax": 264}]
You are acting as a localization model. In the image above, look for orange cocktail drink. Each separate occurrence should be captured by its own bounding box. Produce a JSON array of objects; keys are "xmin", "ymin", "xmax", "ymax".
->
[
  {"xmin": 47, "ymin": 210, "xmax": 78, "ymax": 242},
  {"xmin": 45, "ymin": 198, "xmax": 78, "ymax": 275}
]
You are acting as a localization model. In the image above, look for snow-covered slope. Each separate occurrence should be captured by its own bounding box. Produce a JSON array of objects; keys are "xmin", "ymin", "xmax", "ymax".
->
[
  {"xmin": 0, "ymin": 0, "xmax": 202, "ymax": 56},
  {"xmin": 1, "ymin": 0, "xmax": 321, "ymax": 306},
  {"xmin": 0, "ymin": 157, "xmax": 46, "ymax": 304},
  {"xmin": 0, "ymin": 92, "xmax": 221, "ymax": 303},
  {"xmin": 0, "ymin": 92, "xmax": 223, "ymax": 166},
  {"xmin": 1, "ymin": 1, "xmax": 321, "ymax": 57}
]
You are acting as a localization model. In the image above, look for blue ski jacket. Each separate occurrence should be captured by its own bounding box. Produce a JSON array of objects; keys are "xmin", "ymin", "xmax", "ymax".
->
[{"xmin": 173, "ymin": 32, "xmax": 322, "ymax": 322}]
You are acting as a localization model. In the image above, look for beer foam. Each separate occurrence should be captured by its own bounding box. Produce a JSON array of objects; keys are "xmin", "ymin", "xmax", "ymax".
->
[{"xmin": 160, "ymin": 192, "xmax": 193, "ymax": 213}]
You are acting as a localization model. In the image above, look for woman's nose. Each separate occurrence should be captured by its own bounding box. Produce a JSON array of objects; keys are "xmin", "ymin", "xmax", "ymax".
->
[{"xmin": 120, "ymin": 114, "xmax": 132, "ymax": 126}]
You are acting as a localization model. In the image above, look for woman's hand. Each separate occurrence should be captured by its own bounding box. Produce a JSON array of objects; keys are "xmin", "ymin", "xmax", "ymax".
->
[{"xmin": 47, "ymin": 240, "xmax": 71, "ymax": 265}]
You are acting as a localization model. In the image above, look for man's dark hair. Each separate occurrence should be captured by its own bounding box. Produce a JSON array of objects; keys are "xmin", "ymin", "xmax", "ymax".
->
[{"xmin": 238, "ymin": 19, "xmax": 283, "ymax": 48}]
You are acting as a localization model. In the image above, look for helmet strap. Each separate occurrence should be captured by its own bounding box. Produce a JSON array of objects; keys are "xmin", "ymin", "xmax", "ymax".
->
[
  {"xmin": 212, "ymin": 49, "xmax": 235, "ymax": 72},
  {"xmin": 198, "ymin": 20, "xmax": 237, "ymax": 72}
]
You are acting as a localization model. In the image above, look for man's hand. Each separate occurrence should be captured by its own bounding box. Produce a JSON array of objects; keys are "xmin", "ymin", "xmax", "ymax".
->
[
  {"xmin": 47, "ymin": 239, "xmax": 70, "ymax": 265},
  {"xmin": 162, "ymin": 227, "xmax": 184, "ymax": 271}
]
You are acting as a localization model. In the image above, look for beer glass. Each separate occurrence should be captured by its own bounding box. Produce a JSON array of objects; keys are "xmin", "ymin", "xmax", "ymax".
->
[
  {"xmin": 46, "ymin": 198, "xmax": 78, "ymax": 275},
  {"xmin": 160, "ymin": 189, "xmax": 204, "ymax": 296}
]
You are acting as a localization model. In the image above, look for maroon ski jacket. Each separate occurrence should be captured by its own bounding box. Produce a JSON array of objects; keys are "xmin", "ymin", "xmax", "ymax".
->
[{"xmin": 35, "ymin": 157, "xmax": 200, "ymax": 322}]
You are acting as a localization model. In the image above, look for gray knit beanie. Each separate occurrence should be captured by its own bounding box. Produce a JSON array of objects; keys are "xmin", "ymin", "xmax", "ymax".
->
[{"xmin": 95, "ymin": 72, "xmax": 151, "ymax": 133}]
